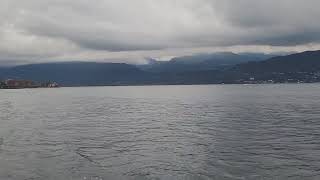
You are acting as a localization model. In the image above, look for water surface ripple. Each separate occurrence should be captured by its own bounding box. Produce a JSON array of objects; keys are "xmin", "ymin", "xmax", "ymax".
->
[{"xmin": 0, "ymin": 84, "xmax": 320, "ymax": 180}]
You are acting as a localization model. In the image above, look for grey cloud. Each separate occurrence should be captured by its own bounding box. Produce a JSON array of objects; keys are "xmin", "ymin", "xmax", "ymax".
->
[
  {"xmin": 209, "ymin": 0, "xmax": 320, "ymax": 45},
  {"xmin": 0, "ymin": 0, "xmax": 320, "ymax": 64}
]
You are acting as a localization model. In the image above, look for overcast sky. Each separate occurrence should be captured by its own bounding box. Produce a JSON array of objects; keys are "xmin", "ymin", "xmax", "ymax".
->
[{"xmin": 1, "ymin": 0, "xmax": 320, "ymax": 65}]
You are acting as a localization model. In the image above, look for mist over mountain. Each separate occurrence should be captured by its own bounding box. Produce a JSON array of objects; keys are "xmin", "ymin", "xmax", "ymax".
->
[
  {"xmin": 138, "ymin": 52, "xmax": 276, "ymax": 73},
  {"xmin": 237, "ymin": 52, "xmax": 293, "ymax": 61}
]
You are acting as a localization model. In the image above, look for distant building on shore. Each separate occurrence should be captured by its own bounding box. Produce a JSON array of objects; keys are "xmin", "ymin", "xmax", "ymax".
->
[
  {"xmin": 48, "ymin": 82, "xmax": 59, "ymax": 88},
  {"xmin": 5, "ymin": 79, "xmax": 39, "ymax": 89},
  {"xmin": 0, "ymin": 79, "xmax": 59, "ymax": 89}
]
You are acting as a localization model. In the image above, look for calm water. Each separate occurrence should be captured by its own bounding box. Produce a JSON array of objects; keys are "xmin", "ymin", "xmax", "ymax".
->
[{"xmin": 0, "ymin": 84, "xmax": 320, "ymax": 180}]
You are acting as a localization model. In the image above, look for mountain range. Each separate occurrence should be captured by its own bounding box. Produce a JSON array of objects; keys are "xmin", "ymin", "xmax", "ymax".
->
[
  {"xmin": 0, "ymin": 62, "xmax": 151, "ymax": 86},
  {"xmin": 1, "ymin": 51, "xmax": 320, "ymax": 86}
]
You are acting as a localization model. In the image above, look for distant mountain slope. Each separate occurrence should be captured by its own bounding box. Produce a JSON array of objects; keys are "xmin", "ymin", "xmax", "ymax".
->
[
  {"xmin": 149, "ymin": 50, "xmax": 320, "ymax": 84},
  {"xmin": 221, "ymin": 50, "xmax": 320, "ymax": 83},
  {"xmin": 138, "ymin": 52, "xmax": 273, "ymax": 73},
  {"xmin": 0, "ymin": 62, "xmax": 151, "ymax": 86},
  {"xmin": 237, "ymin": 52, "xmax": 284, "ymax": 61},
  {"xmin": 234, "ymin": 50, "xmax": 320, "ymax": 73}
]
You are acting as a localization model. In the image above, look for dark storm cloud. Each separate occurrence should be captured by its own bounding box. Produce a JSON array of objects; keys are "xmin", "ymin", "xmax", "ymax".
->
[{"xmin": 0, "ymin": 0, "xmax": 320, "ymax": 63}]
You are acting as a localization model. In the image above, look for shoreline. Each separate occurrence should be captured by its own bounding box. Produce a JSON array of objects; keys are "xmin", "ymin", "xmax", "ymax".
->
[{"xmin": 1, "ymin": 81, "xmax": 319, "ymax": 89}]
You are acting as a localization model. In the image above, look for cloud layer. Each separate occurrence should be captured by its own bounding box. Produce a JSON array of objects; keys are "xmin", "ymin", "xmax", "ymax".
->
[{"xmin": 1, "ymin": 0, "xmax": 320, "ymax": 65}]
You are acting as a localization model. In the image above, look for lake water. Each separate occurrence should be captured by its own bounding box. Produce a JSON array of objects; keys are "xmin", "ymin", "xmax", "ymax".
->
[{"xmin": 0, "ymin": 84, "xmax": 320, "ymax": 180}]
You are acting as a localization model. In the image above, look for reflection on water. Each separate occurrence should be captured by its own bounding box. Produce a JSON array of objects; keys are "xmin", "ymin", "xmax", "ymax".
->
[{"xmin": 0, "ymin": 84, "xmax": 320, "ymax": 180}]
